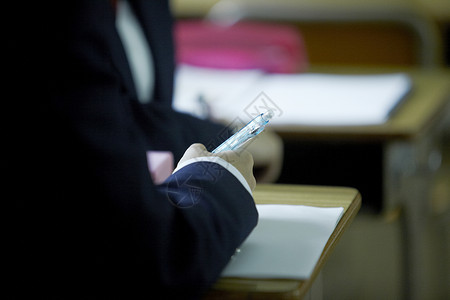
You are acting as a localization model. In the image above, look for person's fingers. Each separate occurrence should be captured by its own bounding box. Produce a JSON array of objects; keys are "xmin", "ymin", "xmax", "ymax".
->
[
  {"xmin": 177, "ymin": 144, "xmax": 256, "ymax": 191},
  {"xmin": 219, "ymin": 149, "xmax": 256, "ymax": 191},
  {"xmin": 178, "ymin": 143, "xmax": 209, "ymax": 164}
]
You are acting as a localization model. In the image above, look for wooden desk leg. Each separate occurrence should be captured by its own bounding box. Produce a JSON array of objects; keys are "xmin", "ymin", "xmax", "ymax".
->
[
  {"xmin": 385, "ymin": 136, "xmax": 444, "ymax": 300},
  {"xmin": 402, "ymin": 171, "xmax": 434, "ymax": 300},
  {"xmin": 305, "ymin": 271, "xmax": 323, "ymax": 300}
]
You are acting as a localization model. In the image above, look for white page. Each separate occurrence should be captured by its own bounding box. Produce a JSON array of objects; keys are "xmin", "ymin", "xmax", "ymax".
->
[
  {"xmin": 172, "ymin": 64, "xmax": 264, "ymax": 119},
  {"xmin": 173, "ymin": 66, "xmax": 412, "ymax": 126},
  {"xmin": 221, "ymin": 204, "xmax": 345, "ymax": 279},
  {"xmin": 244, "ymin": 73, "xmax": 412, "ymax": 126}
]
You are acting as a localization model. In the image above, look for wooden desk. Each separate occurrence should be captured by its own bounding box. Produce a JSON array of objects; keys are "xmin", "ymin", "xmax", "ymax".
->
[
  {"xmin": 204, "ymin": 184, "xmax": 362, "ymax": 299},
  {"xmin": 275, "ymin": 67, "xmax": 450, "ymax": 137},
  {"xmin": 416, "ymin": 0, "xmax": 450, "ymax": 23},
  {"xmin": 171, "ymin": 0, "xmax": 418, "ymax": 18}
]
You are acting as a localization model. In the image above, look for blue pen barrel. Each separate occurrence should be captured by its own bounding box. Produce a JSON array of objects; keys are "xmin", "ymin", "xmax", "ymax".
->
[{"xmin": 212, "ymin": 110, "xmax": 274, "ymax": 153}]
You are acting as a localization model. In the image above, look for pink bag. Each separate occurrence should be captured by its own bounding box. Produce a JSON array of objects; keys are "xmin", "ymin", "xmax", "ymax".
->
[{"xmin": 175, "ymin": 20, "xmax": 308, "ymax": 73}]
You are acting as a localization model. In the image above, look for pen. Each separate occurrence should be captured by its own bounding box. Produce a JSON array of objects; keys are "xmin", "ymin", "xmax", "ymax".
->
[{"xmin": 212, "ymin": 110, "xmax": 274, "ymax": 153}]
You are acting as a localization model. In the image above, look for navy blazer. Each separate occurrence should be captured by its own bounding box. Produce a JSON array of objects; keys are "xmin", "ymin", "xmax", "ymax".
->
[{"xmin": 7, "ymin": 1, "xmax": 258, "ymax": 298}]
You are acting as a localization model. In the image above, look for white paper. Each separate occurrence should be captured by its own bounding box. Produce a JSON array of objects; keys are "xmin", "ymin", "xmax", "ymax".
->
[
  {"xmin": 220, "ymin": 204, "xmax": 344, "ymax": 279},
  {"xmin": 173, "ymin": 65, "xmax": 412, "ymax": 126},
  {"xmin": 173, "ymin": 64, "xmax": 264, "ymax": 119},
  {"xmin": 239, "ymin": 73, "xmax": 412, "ymax": 126}
]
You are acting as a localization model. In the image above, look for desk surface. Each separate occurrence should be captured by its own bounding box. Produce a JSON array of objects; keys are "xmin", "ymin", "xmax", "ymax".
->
[
  {"xmin": 171, "ymin": 0, "xmax": 423, "ymax": 18},
  {"xmin": 272, "ymin": 67, "xmax": 450, "ymax": 141},
  {"xmin": 205, "ymin": 184, "xmax": 361, "ymax": 299},
  {"xmin": 171, "ymin": 0, "xmax": 450, "ymax": 21}
]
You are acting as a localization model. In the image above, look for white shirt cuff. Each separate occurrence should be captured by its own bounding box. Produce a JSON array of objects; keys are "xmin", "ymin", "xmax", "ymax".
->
[{"xmin": 172, "ymin": 157, "xmax": 252, "ymax": 195}]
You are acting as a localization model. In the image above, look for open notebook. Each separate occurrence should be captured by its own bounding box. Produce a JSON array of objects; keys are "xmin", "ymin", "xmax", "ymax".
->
[
  {"xmin": 173, "ymin": 65, "xmax": 412, "ymax": 126},
  {"xmin": 220, "ymin": 204, "xmax": 344, "ymax": 279}
]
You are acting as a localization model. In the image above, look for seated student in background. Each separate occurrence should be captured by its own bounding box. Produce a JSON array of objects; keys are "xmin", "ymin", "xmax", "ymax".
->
[{"xmin": 6, "ymin": 0, "xmax": 282, "ymax": 298}]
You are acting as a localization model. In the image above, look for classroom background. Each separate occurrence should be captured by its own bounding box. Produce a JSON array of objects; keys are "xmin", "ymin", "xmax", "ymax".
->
[{"xmin": 170, "ymin": 0, "xmax": 450, "ymax": 299}]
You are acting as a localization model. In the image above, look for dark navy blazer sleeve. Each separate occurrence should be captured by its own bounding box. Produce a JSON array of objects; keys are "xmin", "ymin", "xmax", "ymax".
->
[{"xmin": 7, "ymin": 1, "xmax": 257, "ymax": 299}]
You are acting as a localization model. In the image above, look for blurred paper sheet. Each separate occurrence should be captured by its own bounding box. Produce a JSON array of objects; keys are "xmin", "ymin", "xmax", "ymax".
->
[
  {"xmin": 240, "ymin": 73, "xmax": 412, "ymax": 126},
  {"xmin": 173, "ymin": 65, "xmax": 412, "ymax": 126},
  {"xmin": 173, "ymin": 64, "xmax": 264, "ymax": 119},
  {"xmin": 221, "ymin": 204, "xmax": 345, "ymax": 279}
]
